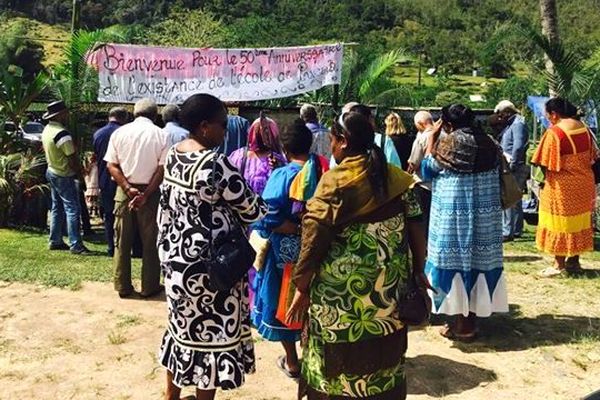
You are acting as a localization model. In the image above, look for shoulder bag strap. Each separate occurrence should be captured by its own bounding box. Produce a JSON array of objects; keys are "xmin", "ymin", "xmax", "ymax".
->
[{"xmin": 208, "ymin": 151, "xmax": 218, "ymax": 260}]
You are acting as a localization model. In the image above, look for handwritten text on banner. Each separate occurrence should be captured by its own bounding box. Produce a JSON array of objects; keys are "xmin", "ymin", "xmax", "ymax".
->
[{"xmin": 91, "ymin": 43, "xmax": 344, "ymax": 104}]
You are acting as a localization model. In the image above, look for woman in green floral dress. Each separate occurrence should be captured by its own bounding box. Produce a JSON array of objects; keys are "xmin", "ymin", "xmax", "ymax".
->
[{"xmin": 286, "ymin": 111, "xmax": 430, "ymax": 400}]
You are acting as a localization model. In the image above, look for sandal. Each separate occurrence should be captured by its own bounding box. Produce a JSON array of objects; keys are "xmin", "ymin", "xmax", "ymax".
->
[
  {"xmin": 440, "ymin": 324, "xmax": 477, "ymax": 342},
  {"xmin": 180, "ymin": 396, "xmax": 196, "ymax": 400},
  {"xmin": 277, "ymin": 355, "xmax": 300, "ymax": 379},
  {"xmin": 539, "ymin": 266, "xmax": 566, "ymax": 278}
]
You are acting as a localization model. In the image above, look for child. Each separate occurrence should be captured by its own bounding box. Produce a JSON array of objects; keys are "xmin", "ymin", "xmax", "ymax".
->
[{"xmin": 83, "ymin": 152, "xmax": 100, "ymax": 218}]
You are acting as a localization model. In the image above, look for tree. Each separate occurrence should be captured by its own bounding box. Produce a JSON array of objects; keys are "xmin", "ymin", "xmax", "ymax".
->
[
  {"xmin": 525, "ymin": 27, "xmax": 600, "ymax": 109},
  {"xmin": 303, "ymin": 48, "xmax": 412, "ymax": 108},
  {"xmin": 0, "ymin": 68, "xmax": 49, "ymax": 135},
  {"xmin": 50, "ymin": 27, "xmax": 126, "ymax": 146},
  {"xmin": 145, "ymin": 7, "xmax": 231, "ymax": 48},
  {"xmin": 0, "ymin": 21, "xmax": 45, "ymax": 83},
  {"xmin": 539, "ymin": 0, "xmax": 559, "ymax": 94}
]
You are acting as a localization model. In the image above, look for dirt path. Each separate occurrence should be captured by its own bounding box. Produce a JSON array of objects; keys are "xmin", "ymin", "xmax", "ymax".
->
[{"xmin": 0, "ymin": 279, "xmax": 598, "ymax": 400}]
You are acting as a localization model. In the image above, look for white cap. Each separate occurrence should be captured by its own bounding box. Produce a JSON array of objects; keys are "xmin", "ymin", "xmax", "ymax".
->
[{"xmin": 494, "ymin": 100, "xmax": 518, "ymax": 114}]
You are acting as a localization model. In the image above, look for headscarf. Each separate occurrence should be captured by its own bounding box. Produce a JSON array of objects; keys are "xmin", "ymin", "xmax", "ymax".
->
[
  {"xmin": 248, "ymin": 116, "xmax": 282, "ymax": 153},
  {"xmin": 435, "ymin": 127, "xmax": 498, "ymax": 173}
]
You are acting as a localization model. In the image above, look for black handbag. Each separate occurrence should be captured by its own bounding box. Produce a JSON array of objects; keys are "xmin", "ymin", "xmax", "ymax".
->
[
  {"xmin": 205, "ymin": 153, "xmax": 256, "ymax": 292},
  {"xmin": 397, "ymin": 269, "xmax": 431, "ymax": 326}
]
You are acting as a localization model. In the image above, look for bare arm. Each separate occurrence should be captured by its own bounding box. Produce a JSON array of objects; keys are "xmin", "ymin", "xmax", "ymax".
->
[
  {"xmin": 425, "ymin": 119, "xmax": 444, "ymax": 156},
  {"xmin": 107, "ymin": 161, "xmax": 142, "ymax": 202},
  {"xmin": 67, "ymin": 154, "xmax": 83, "ymax": 179},
  {"xmin": 406, "ymin": 219, "xmax": 426, "ymax": 274},
  {"xmin": 128, "ymin": 166, "xmax": 164, "ymax": 210}
]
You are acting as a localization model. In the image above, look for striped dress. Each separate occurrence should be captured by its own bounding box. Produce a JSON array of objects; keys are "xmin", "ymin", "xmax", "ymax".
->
[
  {"xmin": 532, "ymin": 125, "xmax": 596, "ymax": 256},
  {"xmin": 421, "ymin": 155, "xmax": 508, "ymax": 317}
]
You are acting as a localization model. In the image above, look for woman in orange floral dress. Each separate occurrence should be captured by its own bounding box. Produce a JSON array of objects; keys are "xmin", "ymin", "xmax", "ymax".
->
[{"xmin": 532, "ymin": 97, "xmax": 598, "ymax": 276}]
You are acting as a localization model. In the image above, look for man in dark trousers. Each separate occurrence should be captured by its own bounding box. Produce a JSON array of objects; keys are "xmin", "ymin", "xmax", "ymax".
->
[
  {"xmin": 93, "ymin": 107, "xmax": 129, "ymax": 257},
  {"xmin": 495, "ymin": 100, "xmax": 529, "ymax": 242}
]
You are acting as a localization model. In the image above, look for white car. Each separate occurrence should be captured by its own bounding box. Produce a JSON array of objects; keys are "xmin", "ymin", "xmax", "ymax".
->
[
  {"xmin": 21, "ymin": 121, "xmax": 45, "ymax": 142},
  {"xmin": 3, "ymin": 121, "xmax": 45, "ymax": 142}
]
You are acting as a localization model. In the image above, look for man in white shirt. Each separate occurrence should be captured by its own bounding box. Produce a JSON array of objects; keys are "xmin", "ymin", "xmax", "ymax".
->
[
  {"xmin": 104, "ymin": 98, "xmax": 168, "ymax": 298},
  {"xmin": 408, "ymin": 111, "xmax": 445, "ymax": 237}
]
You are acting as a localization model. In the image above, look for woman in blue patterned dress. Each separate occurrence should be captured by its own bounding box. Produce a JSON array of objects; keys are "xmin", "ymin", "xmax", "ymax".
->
[
  {"xmin": 422, "ymin": 104, "xmax": 508, "ymax": 340},
  {"xmin": 251, "ymin": 119, "xmax": 329, "ymax": 378}
]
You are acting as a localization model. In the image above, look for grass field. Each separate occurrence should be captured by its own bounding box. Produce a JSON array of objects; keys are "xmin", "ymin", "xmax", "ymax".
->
[{"xmin": 0, "ymin": 227, "xmax": 140, "ymax": 289}]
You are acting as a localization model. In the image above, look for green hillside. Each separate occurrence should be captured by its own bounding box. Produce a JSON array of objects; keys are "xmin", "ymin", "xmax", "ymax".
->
[{"xmin": 2, "ymin": 16, "xmax": 70, "ymax": 66}]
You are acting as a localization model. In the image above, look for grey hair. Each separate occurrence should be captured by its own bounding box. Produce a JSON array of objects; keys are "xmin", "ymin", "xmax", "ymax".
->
[
  {"xmin": 413, "ymin": 110, "xmax": 433, "ymax": 126},
  {"xmin": 300, "ymin": 103, "xmax": 318, "ymax": 121},
  {"xmin": 133, "ymin": 98, "xmax": 158, "ymax": 119},
  {"xmin": 161, "ymin": 104, "xmax": 179, "ymax": 123},
  {"xmin": 108, "ymin": 106, "xmax": 128, "ymax": 122},
  {"xmin": 342, "ymin": 101, "xmax": 360, "ymax": 114}
]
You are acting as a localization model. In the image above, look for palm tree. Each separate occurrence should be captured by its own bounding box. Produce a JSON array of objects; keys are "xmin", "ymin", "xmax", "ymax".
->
[
  {"xmin": 0, "ymin": 67, "xmax": 49, "ymax": 134},
  {"xmin": 539, "ymin": 0, "xmax": 560, "ymax": 95},
  {"xmin": 50, "ymin": 27, "xmax": 126, "ymax": 146},
  {"xmin": 524, "ymin": 27, "xmax": 600, "ymax": 109},
  {"xmin": 52, "ymin": 27, "xmax": 126, "ymax": 109},
  {"xmin": 302, "ymin": 48, "xmax": 412, "ymax": 108},
  {"xmin": 0, "ymin": 150, "xmax": 47, "ymax": 227}
]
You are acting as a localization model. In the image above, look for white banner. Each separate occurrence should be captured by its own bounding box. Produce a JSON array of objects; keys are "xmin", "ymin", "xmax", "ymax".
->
[{"xmin": 89, "ymin": 43, "xmax": 344, "ymax": 104}]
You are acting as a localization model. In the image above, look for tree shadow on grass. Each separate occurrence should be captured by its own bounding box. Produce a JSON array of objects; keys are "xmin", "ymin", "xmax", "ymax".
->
[
  {"xmin": 504, "ymin": 255, "xmax": 543, "ymax": 263},
  {"xmin": 452, "ymin": 304, "xmax": 600, "ymax": 353},
  {"xmin": 406, "ymin": 354, "xmax": 497, "ymax": 397},
  {"xmin": 568, "ymin": 269, "xmax": 600, "ymax": 279}
]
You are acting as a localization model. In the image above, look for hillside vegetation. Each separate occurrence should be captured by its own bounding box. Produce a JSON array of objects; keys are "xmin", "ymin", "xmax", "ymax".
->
[
  {"xmin": 1, "ymin": 1, "xmax": 599, "ymax": 108},
  {"xmin": 1, "ymin": 0, "xmax": 600, "ymax": 75},
  {"xmin": 2, "ymin": 16, "xmax": 70, "ymax": 66}
]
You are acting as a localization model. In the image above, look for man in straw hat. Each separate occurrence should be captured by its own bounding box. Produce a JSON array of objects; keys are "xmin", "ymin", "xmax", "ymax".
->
[{"xmin": 41, "ymin": 100, "xmax": 90, "ymax": 254}]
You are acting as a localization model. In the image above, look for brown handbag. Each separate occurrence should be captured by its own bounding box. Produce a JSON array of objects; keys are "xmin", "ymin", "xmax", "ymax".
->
[{"xmin": 498, "ymin": 150, "xmax": 522, "ymax": 209}]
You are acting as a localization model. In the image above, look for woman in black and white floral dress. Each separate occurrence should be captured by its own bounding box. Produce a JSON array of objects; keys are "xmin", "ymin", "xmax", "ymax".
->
[{"xmin": 157, "ymin": 94, "xmax": 267, "ymax": 400}]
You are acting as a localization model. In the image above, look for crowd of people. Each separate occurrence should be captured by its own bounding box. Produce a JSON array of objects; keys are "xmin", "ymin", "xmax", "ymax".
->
[{"xmin": 39, "ymin": 93, "xmax": 598, "ymax": 400}]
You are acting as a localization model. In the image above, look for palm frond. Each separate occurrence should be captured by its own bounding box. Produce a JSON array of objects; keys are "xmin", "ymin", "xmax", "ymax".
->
[
  {"xmin": 357, "ymin": 49, "xmax": 411, "ymax": 101},
  {"xmin": 519, "ymin": 25, "xmax": 600, "ymax": 108},
  {"xmin": 0, "ymin": 70, "xmax": 49, "ymax": 125},
  {"xmin": 51, "ymin": 28, "xmax": 125, "ymax": 107}
]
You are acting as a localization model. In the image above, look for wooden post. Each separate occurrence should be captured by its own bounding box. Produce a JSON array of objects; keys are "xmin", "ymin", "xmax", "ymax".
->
[{"xmin": 332, "ymin": 84, "xmax": 340, "ymax": 110}]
